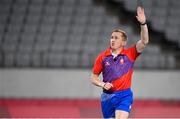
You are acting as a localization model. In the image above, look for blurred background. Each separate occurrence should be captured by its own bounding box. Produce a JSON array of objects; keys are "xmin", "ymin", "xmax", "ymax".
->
[{"xmin": 0, "ymin": 0, "xmax": 180, "ymax": 118}]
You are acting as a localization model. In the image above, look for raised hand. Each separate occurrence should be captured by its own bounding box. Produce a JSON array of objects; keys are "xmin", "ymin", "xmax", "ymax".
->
[{"xmin": 136, "ymin": 6, "xmax": 146, "ymax": 24}]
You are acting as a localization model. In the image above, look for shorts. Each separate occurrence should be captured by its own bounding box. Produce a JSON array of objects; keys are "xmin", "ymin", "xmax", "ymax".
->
[{"xmin": 101, "ymin": 88, "xmax": 133, "ymax": 118}]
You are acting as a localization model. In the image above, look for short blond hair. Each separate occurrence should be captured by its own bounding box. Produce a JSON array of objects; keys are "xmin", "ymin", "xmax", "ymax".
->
[{"xmin": 112, "ymin": 29, "xmax": 127, "ymax": 41}]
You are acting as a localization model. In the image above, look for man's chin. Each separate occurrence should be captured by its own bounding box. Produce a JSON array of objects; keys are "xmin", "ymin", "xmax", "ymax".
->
[{"xmin": 110, "ymin": 46, "xmax": 116, "ymax": 50}]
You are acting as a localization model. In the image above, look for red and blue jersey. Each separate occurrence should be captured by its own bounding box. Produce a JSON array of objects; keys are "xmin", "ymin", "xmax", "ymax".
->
[{"xmin": 93, "ymin": 45, "xmax": 140, "ymax": 92}]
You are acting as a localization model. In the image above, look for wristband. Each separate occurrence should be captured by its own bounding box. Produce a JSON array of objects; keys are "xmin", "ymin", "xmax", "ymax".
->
[{"xmin": 140, "ymin": 21, "xmax": 147, "ymax": 25}]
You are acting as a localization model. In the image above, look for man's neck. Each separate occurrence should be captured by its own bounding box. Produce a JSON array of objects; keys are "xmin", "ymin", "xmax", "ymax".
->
[{"xmin": 111, "ymin": 47, "xmax": 123, "ymax": 55}]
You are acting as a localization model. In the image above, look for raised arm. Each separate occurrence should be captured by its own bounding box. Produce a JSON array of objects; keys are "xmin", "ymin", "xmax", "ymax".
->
[{"xmin": 136, "ymin": 6, "xmax": 149, "ymax": 53}]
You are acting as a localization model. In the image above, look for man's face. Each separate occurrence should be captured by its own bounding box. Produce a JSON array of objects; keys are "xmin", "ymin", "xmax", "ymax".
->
[{"xmin": 110, "ymin": 32, "xmax": 126, "ymax": 50}]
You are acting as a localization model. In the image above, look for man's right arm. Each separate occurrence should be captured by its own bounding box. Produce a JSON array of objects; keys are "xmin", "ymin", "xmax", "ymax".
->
[{"xmin": 91, "ymin": 73, "xmax": 105, "ymax": 88}]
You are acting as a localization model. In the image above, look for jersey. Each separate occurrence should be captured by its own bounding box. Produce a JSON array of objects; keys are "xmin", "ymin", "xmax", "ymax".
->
[{"xmin": 93, "ymin": 45, "xmax": 140, "ymax": 92}]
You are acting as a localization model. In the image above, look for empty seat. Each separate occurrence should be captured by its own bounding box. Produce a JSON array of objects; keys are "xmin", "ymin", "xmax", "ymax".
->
[
  {"xmin": 23, "ymin": 24, "xmax": 38, "ymax": 34},
  {"xmin": 39, "ymin": 24, "xmax": 54, "ymax": 34},
  {"xmin": 67, "ymin": 43, "xmax": 81, "ymax": 53},
  {"xmin": 166, "ymin": 16, "xmax": 180, "ymax": 27},
  {"xmin": 41, "ymin": 15, "xmax": 56, "ymax": 24},
  {"xmin": 91, "ymin": 6, "xmax": 105, "ymax": 15},
  {"xmin": 71, "ymin": 25, "xmax": 85, "ymax": 35},
  {"xmin": 46, "ymin": 0, "xmax": 59, "ymax": 5},
  {"xmin": 2, "ymin": 43, "xmax": 17, "ymax": 52},
  {"xmin": 78, "ymin": 0, "xmax": 92, "ymax": 5},
  {"xmin": 4, "ymin": 52, "xmax": 15, "ymax": 67},
  {"xmin": 3, "ymin": 33, "xmax": 19, "ymax": 43},
  {"xmin": 6, "ymin": 23, "xmax": 22, "ymax": 34},
  {"xmin": 60, "ymin": 4, "xmax": 74, "ymax": 15},
  {"xmin": 73, "ymin": 15, "xmax": 88, "ymax": 25},
  {"xmin": 0, "ymin": 23, "xmax": 5, "ymax": 33},
  {"xmin": 55, "ymin": 24, "xmax": 70, "ymax": 34},
  {"xmin": 31, "ymin": 53, "xmax": 42, "ymax": 67},
  {"xmin": 20, "ymin": 33, "xmax": 36, "ymax": 43},
  {"xmin": 124, "ymin": 0, "xmax": 137, "ymax": 11},
  {"xmin": 15, "ymin": 52, "xmax": 31, "ymax": 67},
  {"xmin": 83, "ymin": 43, "xmax": 97, "ymax": 54},
  {"xmin": 151, "ymin": 16, "xmax": 166, "ymax": 32},
  {"xmin": 50, "ymin": 43, "xmax": 65, "ymax": 52},
  {"xmin": 152, "ymin": 7, "xmax": 167, "ymax": 17},
  {"xmin": 80, "ymin": 52, "xmax": 95, "ymax": 67},
  {"xmin": 166, "ymin": 54, "xmax": 176, "ymax": 69},
  {"xmin": 44, "ymin": 5, "xmax": 58, "ymax": 15},
  {"xmin": 58, "ymin": 15, "xmax": 72, "ymax": 25},
  {"xmin": 88, "ymin": 16, "xmax": 103, "ymax": 26},
  {"xmin": 169, "ymin": 8, "xmax": 180, "ymax": 17},
  {"xmin": 36, "ymin": 34, "xmax": 51, "ymax": 43},
  {"xmin": 48, "ymin": 52, "xmax": 64, "ymax": 67},
  {"xmin": 0, "ymin": 4, "xmax": 11, "ymax": 14},
  {"xmin": 170, "ymin": 0, "xmax": 180, "ymax": 7},
  {"xmin": 28, "ymin": 4, "xmax": 43, "ymax": 14},
  {"xmin": 26, "ymin": 14, "xmax": 41, "ymax": 24},
  {"xmin": 134, "ymin": 55, "xmax": 144, "ymax": 68},
  {"xmin": 154, "ymin": 0, "xmax": 169, "ymax": 7},
  {"xmin": 74, "ymin": 5, "xmax": 90, "ymax": 16},
  {"xmin": 165, "ymin": 27, "xmax": 179, "ymax": 42},
  {"xmin": 52, "ymin": 34, "xmax": 67, "ymax": 44},
  {"xmin": 62, "ymin": 0, "xmax": 77, "ymax": 5},
  {"xmin": 143, "ymin": 54, "xmax": 159, "ymax": 69},
  {"xmin": 12, "ymin": 3, "xmax": 27, "ymax": 14},
  {"xmin": 0, "ymin": 0, "xmax": 13, "ymax": 4},
  {"xmin": 145, "ymin": 44, "xmax": 161, "ymax": 54},
  {"xmin": 34, "ymin": 43, "xmax": 49, "ymax": 52},
  {"xmin": 15, "ymin": 0, "xmax": 29, "ymax": 5},
  {"xmin": 0, "ymin": 53, "xmax": 2, "ymax": 66},
  {"xmin": 9, "ymin": 14, "xmax": 25, "ymax": 24},
  {"xmin": 85, "ymin": 25, "xmax": 101, "ymax": 36},
  {"xmin": 30, "ymin": 0, "xmax": 45, "ymax": 5},
  {"xmin": 18, "ymin": 43, "xmax": 33, "ymax": 53},
  {"xmin": 63, "ymin": 53, "xmax": 79, "ymax": 67},
  {"xmin": 0, "ymin": 13, "xmax": 8, "ymax": 25}
]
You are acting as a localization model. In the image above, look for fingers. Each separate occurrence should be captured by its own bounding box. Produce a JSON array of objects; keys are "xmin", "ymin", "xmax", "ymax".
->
[
  {"xmin": 103, "ymin": 82, "xmax": 113, "ymax": 90},
  {"xmin": 136, "ymin": 16, "xmax": 139, "ymax": 20},
  {"xmin": 137, "ymin": 6, "xmax": 144, "ymax": 14},
  {"xmin": 136, "ymin": 15, "xmax": 141, "ymax": 23},
  {"xmin": 137, "ymin": 6, "xmax": 144, "ymax": 11},
  {"xmin": 136, "ymin": 6, "xmax": 146, "ymax": 23}
]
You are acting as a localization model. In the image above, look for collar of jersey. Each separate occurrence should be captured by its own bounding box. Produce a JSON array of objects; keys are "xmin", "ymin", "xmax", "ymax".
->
[{"xmin": 104, "ymin": 47, "xmax": 125, "ymax": 57}]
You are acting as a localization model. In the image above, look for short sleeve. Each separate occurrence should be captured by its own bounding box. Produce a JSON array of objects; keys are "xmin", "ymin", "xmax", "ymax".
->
[
  {"xmin": 126, "ymin": 45, "xmax": 141, "ymax": 62},
  {"xmin": 92, "ymin": 54, "xmax": 103, "ymax": 75}
]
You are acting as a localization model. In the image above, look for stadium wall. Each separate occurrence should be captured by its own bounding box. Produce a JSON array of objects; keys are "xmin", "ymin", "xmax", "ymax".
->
[{"xmin": 0, "ymin": 69, "xmax": 180, "ymax": 99}]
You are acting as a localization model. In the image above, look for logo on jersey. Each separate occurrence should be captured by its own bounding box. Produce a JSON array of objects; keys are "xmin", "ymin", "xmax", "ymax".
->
[
  {"xmin": 105, "ymin": 61, "xmax": 110, "ymax": 66},
  {"xmin": 120, "ymin": 58, "xmax": 124, "ymax": 65}
]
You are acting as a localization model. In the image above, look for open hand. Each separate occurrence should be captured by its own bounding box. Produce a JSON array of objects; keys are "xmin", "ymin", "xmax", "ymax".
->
[{"xmin": 136, "ymin": 6, "xmax": 146, "ymax": 24}]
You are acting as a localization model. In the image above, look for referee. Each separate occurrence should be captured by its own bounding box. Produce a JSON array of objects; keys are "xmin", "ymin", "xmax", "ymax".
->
[{"xmin": 91, "ymin": 6, "xmax": 149, "ymax": 118}]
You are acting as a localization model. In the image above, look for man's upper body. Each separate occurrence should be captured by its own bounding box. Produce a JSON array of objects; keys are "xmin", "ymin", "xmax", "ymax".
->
[
  {"xmin": 91, "ymin": 6, "xmax": 149, "ymax": 92},
  {"xmin": 93, "ymin": 45, "xmax": 140, "ymax": 92}
]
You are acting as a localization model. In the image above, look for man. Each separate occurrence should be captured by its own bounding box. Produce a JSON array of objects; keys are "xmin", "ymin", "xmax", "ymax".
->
[{"xmin": 91, "ymin": 6, "xmax": 149, "ymax": 118}]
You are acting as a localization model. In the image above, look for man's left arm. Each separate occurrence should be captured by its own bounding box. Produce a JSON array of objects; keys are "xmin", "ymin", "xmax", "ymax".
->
[{"xmin": 136, "ymin": 6, "xmax": 149, "ymax": 53}]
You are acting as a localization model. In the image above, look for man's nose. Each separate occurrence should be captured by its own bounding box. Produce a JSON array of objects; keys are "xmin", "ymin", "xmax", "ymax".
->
[{"xmin": 111, "ymin": 38, "xmax": 115, "ymax": 42}]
